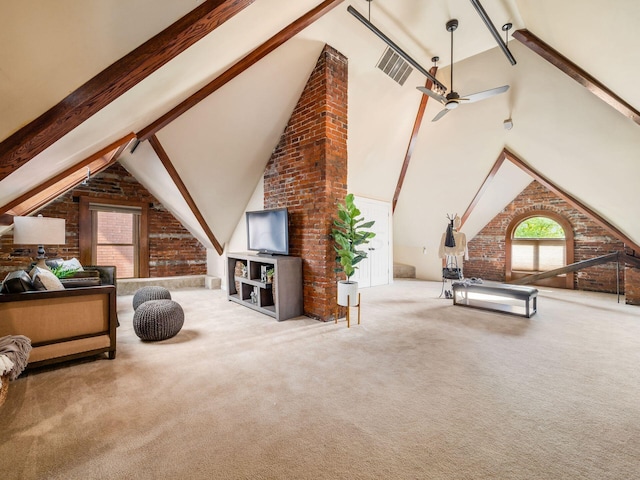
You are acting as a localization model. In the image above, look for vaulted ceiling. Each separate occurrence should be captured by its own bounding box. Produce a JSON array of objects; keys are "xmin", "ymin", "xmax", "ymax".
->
[{"xmin": 2, "ymin": 0, "xmax": 639, "ymax": 280}]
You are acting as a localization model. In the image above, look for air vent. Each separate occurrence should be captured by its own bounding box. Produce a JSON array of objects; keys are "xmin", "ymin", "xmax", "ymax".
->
[{"xmin": 376, "ymin": 47, "xmax": 413, "ymax": 86}]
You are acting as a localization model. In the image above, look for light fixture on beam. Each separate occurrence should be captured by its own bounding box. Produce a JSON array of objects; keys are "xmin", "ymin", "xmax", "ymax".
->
[
  {"xmin": 502, "ymin": 22, "xmax": 513, "ymax": 45},
  {"xmin": 431, "ymin": 56, "xmax": 446, "ymax": 95},
  {"xmin": 469, "ymin": 0, "xmax": 517, "ymax": 65},
  {"xmin": 82, "ymin": 167, "xmax": 91, "ymax": 186}
]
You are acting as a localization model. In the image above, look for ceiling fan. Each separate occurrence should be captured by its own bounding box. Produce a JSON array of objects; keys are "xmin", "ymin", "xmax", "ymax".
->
[{"xmin": 417, "ymin": 19, "xmax": 509, "ymax": 122}]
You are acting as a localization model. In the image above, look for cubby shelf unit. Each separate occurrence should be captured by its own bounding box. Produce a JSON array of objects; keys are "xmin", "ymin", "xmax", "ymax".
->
[{"xmin": 226, "ymin": 253, "xmax": 303, "ymax": 321}]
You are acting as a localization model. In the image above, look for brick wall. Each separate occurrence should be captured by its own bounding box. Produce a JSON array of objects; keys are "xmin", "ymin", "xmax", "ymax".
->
[
  {"xmin": 0, "ymin": 162, "xmax": 206, "ymax": 278},
  {"xmin": 625, "ymin": 265, "xmax": 640, "ymax": 305},
  {"xmin": 264, "ymin": 44, "xmax": 348, "ymax": 321},
  {"xmin": 464, "ymin": 180, "xmax": 626, "ymax": 294}
]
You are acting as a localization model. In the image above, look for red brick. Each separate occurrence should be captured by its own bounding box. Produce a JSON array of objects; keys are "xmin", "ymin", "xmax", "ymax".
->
[
  {"xmin": 464, "ymin": 181, "xmax": 634, "ymax": 295},
  {"xmin": 1, "ymin": 163, "xmax": 206, "ymax": 279},
  {"xmin": 264, "ymin": 45, "xmax": 348, "ymax": 321}
]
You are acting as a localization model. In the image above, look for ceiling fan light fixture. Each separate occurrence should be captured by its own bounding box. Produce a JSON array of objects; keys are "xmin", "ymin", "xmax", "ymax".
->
[{"xmin": 417, "ymin": 18, "xmax": 510, "ymax": 122}]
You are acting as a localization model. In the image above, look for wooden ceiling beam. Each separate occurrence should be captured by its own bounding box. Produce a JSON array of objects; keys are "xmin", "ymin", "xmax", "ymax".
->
[
  {"xmin": 138, "ymin": 0, "xmax": 345, "ymax": 140},
  {"xmin": 0, "ymin": 0, "xmax": 255, "ymax": 182},
  {"xmin": 0, "ymin": 134, "xmax": 136, "ymax": 219},
  {"xmin": 392, "ymin": 67, "xmax": 437, "ymax": 214},
  {"xmin": 513, "ymin": 29, "xmax": 640, "ymax": 126},
  {"xmin": 148, "ymin": 135, "xmax": 224, "ymax": 255}
]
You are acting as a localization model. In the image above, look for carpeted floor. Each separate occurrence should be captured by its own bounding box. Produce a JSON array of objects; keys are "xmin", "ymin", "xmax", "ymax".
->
[{"xmin": 1, "ymin": 280, "xmax": 639, "ymax": 479}]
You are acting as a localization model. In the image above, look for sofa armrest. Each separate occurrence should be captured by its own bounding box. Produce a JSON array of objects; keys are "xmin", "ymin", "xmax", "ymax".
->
[{"xmin": 83, "ymin": 266, "xmax": 117, "ymax": 288}]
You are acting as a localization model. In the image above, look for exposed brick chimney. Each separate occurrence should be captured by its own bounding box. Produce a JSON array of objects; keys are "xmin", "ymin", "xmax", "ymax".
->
[{"xmin": 264, "ymin": 44, "xmax": 348, "ymax": 321}]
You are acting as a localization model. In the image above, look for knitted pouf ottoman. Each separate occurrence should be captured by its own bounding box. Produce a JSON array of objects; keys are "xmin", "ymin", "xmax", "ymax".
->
[
  {"xmin": 133, "ymin": 300, "xmax": 184, "ymax": 341},
  {"xmin": 133, "ymin": 286, "xmax": 171, "ymax": 310}
]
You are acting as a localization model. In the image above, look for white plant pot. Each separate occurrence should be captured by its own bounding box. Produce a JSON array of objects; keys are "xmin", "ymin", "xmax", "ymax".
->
[{"xmin": 337, "ymin": 280, "xmax": 359, "ymax": 307}]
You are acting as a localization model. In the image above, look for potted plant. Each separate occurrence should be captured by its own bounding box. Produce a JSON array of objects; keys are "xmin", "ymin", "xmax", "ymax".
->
[
  {"xmin": 265, "ymin": 268, "xmax": 275, "ymax": 284},
  {"xmin": 266, "ymin": 267, "xmax": 276, "ymax": 301},
  {"xmin": 50, "ymin": 265, "xmax": 80, "ymax": 279},
  {"xmin": 332, "ymin": 193, "xmax": 376, "ymax": 307}
]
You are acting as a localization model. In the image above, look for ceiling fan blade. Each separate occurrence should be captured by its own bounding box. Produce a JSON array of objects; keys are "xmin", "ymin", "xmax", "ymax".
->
[
  {"xmin": 463, "ymin": 85, "xmax": 510, "ymax": 103},
  {"xmin": 417, "ymin": 86, "xmax": 446, "ymax": 103},
  {"xmin": 432, "ymin": 108, "xmax": 451, "ymax": 122}
]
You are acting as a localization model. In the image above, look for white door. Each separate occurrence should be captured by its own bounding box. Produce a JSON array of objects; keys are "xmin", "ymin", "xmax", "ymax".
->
[{"xmin": 351, "ymin": 197, "xmax": 392, "ymax": 288}]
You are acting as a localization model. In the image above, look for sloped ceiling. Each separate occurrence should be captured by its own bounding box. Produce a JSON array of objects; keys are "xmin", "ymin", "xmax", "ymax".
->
[{"xmin": 1, "ymin": 0, "xmax": 640, "ymax": 280}]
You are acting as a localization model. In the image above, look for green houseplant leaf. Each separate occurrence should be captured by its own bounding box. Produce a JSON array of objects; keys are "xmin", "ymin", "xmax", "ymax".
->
[
  {"xmin": 331, "ymin": 193, "xmax": 376, "ymax": 283},
  {"xmin": 50, "ymin": 265, "xmax": 80, "ymax": 279}
]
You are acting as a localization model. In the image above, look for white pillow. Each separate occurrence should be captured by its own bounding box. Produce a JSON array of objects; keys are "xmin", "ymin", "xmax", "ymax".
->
[
  {"xmin": 62, "ymin": 257, "xmax": 84, "ymax": 272},
  {"xmin": 30, "ymin": 267, "xmax": 65, "ymax": 291}
]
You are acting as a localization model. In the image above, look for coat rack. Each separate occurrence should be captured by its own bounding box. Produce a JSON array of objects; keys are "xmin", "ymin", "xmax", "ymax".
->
[{"xmin": 439, "ymin": 214, "xmax": 465, "ymax": 298}]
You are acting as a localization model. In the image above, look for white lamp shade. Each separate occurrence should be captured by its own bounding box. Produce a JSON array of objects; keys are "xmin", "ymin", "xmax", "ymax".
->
[{"xmin": 13, "ymin": 216, "xmax": 66, "ymax": 245}]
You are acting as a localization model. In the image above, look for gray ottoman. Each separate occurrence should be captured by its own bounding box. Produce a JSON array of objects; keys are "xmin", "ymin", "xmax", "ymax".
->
[
  {"xmin": 133, "ymin": 286, "xmax": 171, "ymax": 310},
  {"xmin": 133, "ymin": 300, "xmax": 184, "ymax": 341}
]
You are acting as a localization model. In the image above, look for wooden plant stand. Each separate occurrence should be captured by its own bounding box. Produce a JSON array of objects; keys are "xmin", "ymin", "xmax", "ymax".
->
[{"xmin": 335, "ymin": 293, "xmax": 361, "ymax": 328}]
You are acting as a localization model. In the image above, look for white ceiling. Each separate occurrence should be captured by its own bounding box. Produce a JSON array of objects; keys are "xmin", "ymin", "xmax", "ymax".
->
[{"xmin": 2, "ymin": 0, "xmax": 640, "ymax": 280}]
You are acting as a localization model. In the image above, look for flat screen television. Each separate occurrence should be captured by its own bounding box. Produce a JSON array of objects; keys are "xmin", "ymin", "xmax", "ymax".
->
[{"xmin": 246, "ymin": 207, "xmax": 289, "ymax": 255}]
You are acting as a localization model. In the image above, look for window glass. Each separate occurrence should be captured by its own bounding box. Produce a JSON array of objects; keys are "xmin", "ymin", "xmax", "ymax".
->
[
  {"xmin": 512, "ymin": 243, "xmax": 535, "ymax": 271},
  {"xmin": 94, "ymin": 210, "xmax": 138, "ymax": 278},
  {"xmin": 538, "ymin": 244, "xmax": 565, "ymax": 271},
  {"xmin": 512, "ymin": 216, "xmax": 568, "ymax": 273},
  {"xmin": 514, "ymin": 217, "xmax": 565, "ymax": 239},
  {"xmin": 97, "ymin": 211, "xmax": 133, "ymax": 243}
]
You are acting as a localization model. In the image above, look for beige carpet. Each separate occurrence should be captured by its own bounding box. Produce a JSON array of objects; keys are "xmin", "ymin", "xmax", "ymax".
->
[{"xmin": 1, "ymin": 280, "xmax": 639, "ymax": 479}]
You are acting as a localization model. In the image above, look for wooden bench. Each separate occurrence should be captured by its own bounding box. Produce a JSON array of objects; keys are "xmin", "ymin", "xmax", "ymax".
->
[{"xmin": 452, "ymin": 282, "xmax": 538, "ymax": 318}]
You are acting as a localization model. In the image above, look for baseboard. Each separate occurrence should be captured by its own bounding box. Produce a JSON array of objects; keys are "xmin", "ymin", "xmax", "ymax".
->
[{"xmin": 117, "ymin": 275, "xmax": 221, "ymax": 295}]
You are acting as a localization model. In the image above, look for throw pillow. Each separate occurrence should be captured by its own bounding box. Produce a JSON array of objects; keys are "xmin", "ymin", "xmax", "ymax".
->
[
  {"xmin": 30, "ymin": 267, "xmax": 65, "ymax": 291},
  {"xmin": 62, "ymin": 257, "xmax": 84, "ymax": 272},
  {"xmin": 1, "ymin": 271, "xmax": 35, "ymax": 293}
]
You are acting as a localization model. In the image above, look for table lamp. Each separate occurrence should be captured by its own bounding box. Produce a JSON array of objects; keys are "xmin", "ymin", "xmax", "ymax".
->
[{"xmin": 13, "ymin": 215, "xmax": 66, "ymax": 269}]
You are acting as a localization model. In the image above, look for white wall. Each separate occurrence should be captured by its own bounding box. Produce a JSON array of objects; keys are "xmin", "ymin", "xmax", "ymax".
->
[{"xmin": 207, "ymin": 176, "xmax": 264, "ymax": 290}]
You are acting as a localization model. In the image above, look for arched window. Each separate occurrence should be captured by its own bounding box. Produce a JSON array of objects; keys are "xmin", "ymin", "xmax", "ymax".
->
[{"xmin": 506, "ymin": 212, "xmax": 574, "ymax": 289}]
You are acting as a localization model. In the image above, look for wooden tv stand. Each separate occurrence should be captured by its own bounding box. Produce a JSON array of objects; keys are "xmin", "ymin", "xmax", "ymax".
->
[{"xmin": 227, "ymin": 253, "xmax": 303, "ymax": 321}]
